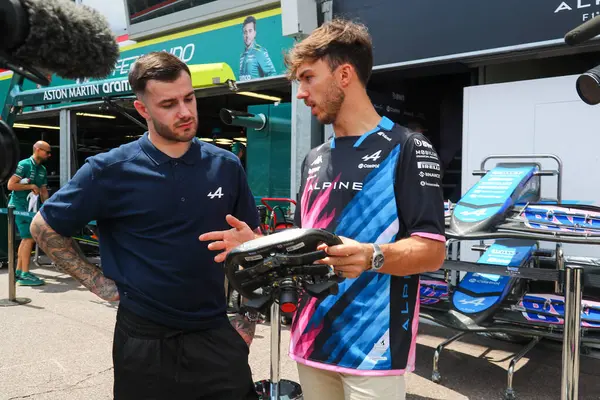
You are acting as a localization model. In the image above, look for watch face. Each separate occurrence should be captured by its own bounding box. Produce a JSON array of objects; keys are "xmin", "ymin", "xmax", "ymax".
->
[{"xmin": 374, "ymin": 254, "xmax": 384, "ymax": 268}]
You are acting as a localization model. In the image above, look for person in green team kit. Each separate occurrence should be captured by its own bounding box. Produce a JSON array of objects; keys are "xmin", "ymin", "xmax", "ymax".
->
[
  {"xmin": 6, "ymin": 141, "xmax": 51, "ymax": 286},
  {"xmin": 239, "ymin": 16, "xmax": 277, "ymax": 81},
  {"xmin": 232, "ymin": 142, "xmax": 246, "ymax": 166}
]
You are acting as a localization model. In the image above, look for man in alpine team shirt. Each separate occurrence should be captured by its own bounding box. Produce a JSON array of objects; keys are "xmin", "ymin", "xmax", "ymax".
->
[{"xmin": 200, "ymin": 18, "xmax": 446, "ymax": 399}]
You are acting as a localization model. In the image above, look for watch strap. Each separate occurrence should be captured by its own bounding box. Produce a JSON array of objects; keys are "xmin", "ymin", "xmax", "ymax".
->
[{"xmin": 371, "ymin": 243, "xmax": 384, "ymax": 270}]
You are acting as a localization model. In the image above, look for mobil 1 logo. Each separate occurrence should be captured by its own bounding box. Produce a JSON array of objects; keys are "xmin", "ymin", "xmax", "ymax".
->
[{"xmin": 415, "ymin": 149, "xmax": 439, "ymax": 161}]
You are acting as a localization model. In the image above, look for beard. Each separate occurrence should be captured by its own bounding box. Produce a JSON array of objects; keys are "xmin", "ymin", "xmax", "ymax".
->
[
  {"xmin": 315, "ymin": 80, "xmax": 345, "ymax": 125},
  {"xmin": 151, "ymin": 117, "xmax": 197, "ymax": 143}
]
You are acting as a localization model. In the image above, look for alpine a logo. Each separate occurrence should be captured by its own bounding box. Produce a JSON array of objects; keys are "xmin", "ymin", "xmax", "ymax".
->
[
  {"xmin": 362, "ymin": 150, "xmax": 382, "ymax": 162},
  {"xmin": 208, "ymin": 187, "xmax": 224, "ymax": 199},
  {"xmin": 359, "ymin": 150, "xmax": 383, "ymax": 169}
]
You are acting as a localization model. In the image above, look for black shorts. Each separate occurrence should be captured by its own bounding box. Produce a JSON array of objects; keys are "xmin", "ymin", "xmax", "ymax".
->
[{"xmin": 113, "ymin": 306, "xmax": 258, "ymax": 400}]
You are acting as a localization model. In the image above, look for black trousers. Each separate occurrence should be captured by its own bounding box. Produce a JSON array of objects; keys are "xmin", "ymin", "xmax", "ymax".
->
[{"xmin": 113, "ymin": 306, "xmax": 258, "ymax": 400}]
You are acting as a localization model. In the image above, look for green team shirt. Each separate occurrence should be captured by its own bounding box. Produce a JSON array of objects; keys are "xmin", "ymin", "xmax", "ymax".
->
[
  {"xmin": 239, "ymin": 41, "xmax": 277, "ymax": 81},
  {"xmin": 9, "ymin": 157, "xmax": 47, "ymax": 209}
]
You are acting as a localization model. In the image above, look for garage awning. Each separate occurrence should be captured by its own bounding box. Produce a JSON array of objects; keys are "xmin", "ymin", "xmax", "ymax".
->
[{"xmin": 11, "ymin": 62, "xmax": 236, "ymax": 108}]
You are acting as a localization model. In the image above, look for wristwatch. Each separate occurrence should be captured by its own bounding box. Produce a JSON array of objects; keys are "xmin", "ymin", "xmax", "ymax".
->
[{"xmin": 370, "ymin": 243, "xmax": 385, "ymax": 271}]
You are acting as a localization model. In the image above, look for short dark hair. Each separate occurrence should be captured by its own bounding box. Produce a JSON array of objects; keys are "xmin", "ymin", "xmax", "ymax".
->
[
  {"xmin": 284, "ymin": 18, "xmax": 373, "ymax": 87},
  {"xmin": 243, "ymin": 16, "xmax": 256, "ymax": 29},
  {"xmin": 128, "ymin": 51, "xmax": 191, "ymax": 96}
]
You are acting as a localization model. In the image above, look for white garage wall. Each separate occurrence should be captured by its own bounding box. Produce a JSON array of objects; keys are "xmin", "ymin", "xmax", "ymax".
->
[{"xmin": 461, "ymin": 74, "xmax": 600, "ymax": 260}]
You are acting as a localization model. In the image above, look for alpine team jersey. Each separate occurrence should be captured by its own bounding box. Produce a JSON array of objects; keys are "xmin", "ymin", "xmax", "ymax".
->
[{"xmin": 289, "ymin": 116, "xmax": 446, "ymax": 376}]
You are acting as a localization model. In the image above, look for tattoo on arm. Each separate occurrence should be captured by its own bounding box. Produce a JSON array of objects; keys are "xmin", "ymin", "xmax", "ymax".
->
[
  {"xmin": 30, "ymin": 214, "xmax": 118, "ymax": 301},
  {"xmin": 229, "ymin": 311, "xmax": 257, "ymax": 347},
  {"xmin": 229, "ymin": 313, "xmax": 257, "ymax": 347}
]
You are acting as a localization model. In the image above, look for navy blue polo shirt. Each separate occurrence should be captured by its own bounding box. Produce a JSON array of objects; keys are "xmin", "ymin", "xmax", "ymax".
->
[{"xmin": 39, "ymin": 133, "xmax": 260, "ymax": 329}]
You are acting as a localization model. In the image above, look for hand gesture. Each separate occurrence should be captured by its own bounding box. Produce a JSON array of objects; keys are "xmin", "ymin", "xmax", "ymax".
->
[
  {"xmin": 29, "ymin": 185, "xmax": 40, "ymax": 195},
  {"xmin": 316, "ymin": 236, "xmax": 374, "ymax": 279},
  {"xmin": 199, "ymin": 214, "xmax": 257, "ymax": 263}
]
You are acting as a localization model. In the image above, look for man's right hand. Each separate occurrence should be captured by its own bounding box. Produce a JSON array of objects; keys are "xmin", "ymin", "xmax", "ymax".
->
[
  {"xmin": 93, "ymin": 276, "xmax": 120, "ymax": 302},
  {"xmin": 199, "ymin": 214, "xmax": 258, "ymax": 263},
  {"xmin": 29, "ymin": 184, "xmax": 40, "ymax": 195}
]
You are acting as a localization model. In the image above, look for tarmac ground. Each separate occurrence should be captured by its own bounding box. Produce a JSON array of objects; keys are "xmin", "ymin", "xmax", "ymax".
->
[{"xmin": 1, "ymin": 264, "xmax": 600, "ymax": 400}]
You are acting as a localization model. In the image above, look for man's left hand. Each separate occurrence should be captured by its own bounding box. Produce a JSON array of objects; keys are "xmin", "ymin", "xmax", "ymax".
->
[
  {"xmin": 316, "ymin": 237, "xmax": 374, "ymax": 279},
  {"xmin": 199, "ymin": 214, "xmax": 256, "ymax": 263}
]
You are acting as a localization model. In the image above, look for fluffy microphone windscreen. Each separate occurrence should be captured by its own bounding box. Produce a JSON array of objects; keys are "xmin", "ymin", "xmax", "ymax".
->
[{"xmin": 10, "ymin": 0, "xmax": 120, "ymax": 80}]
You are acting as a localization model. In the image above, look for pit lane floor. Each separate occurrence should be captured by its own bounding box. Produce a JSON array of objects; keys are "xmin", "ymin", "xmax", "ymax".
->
[{"xmin": 1, "ymin": 264, "xmax": 600, "ymax": 400}]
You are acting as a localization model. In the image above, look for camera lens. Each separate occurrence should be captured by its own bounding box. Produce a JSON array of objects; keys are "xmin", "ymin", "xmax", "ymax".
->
[{"xmin": 576, "ymin": 65, "xmax": 600, "ymax": 105}]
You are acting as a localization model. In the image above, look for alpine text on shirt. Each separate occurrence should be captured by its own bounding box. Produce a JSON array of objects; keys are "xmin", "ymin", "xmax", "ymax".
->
[{"xmin": 290, "ymin": 116, "xmax": 446, "ymax": 376}]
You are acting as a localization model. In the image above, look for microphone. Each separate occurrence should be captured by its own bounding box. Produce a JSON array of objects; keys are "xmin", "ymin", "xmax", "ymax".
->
[
  {"xmin": 0, "ymin": 0, "xmax": 120, "ymax": 84},
  {"xmin": 0, "ymin": 0, "xmax": 121, "ymax": 185},
  {"xmin": 565, "ymin": 15, "xmax": 600, "ymax": 46}
]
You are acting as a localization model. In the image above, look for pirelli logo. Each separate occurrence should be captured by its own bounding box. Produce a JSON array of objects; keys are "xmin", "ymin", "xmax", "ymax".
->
[{"xmin": 417, "ymin": 161, "xmax": 440, "ymax": 171}]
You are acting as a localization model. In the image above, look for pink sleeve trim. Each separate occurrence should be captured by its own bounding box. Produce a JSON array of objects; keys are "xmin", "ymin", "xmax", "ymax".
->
[{"xmin": 411, "ymin": 232, "xmax": 446, "ymax": 242}]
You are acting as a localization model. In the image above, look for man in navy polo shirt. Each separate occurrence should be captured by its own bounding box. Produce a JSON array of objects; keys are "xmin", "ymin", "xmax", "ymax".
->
[{"xmin": 30, "ymin": 52, "xmax": 261, "ymax": 400}]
